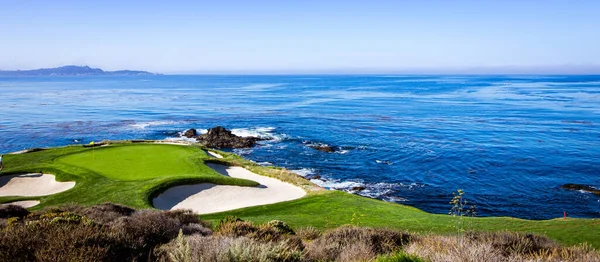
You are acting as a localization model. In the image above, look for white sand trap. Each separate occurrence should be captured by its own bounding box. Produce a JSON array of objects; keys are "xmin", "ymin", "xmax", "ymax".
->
[
  {"xmin": 207, "ymin": 151, "xmax": 223, "ymax": 158},
  {"xmin": 153, "ymin": 163, "xmax": 306, "ymax": 214},
  {"xmin": 0, "ymin": 200, "xmax": 40, "ymax": 208},
  {"xmin": 0, "ymin": 173, "xmax": 75, "ymax": 197},
  {"xmin": 9, "ymin": 149, "xmax": 28, "ymax": 155}
]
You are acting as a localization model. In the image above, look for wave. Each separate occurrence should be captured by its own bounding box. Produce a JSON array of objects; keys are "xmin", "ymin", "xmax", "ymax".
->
[
  {"xmin": 231, "ymin": 127, "xmax": 288, "ymax": 142},
  {"xmin": 130, "ymin": 120, "xmax": 178, "ymax": 129},
  {"xmin": 289, "ymin": 168, "xmax": 317, "ymax": 177},
  {"xmin": 289, "ymin": 166, "xmax": 421, "ymax": 203}
]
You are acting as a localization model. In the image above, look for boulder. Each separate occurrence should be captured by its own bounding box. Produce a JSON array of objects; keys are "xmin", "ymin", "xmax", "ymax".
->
[
  {"xmin": 197, "ymin": 126, "xmax": 262, "ymax": 149},
  {"xmin": 351, "ymin": 186, "xmax": 366, "ymax": 191},
  {"xmin": 182, "ymin": 128, "xmax": 197, "ymax": 138},
  {"xmin": 561, "ymin": 184, "xmax": 600, "ymax": 196},
  {"xmin": 309, "ymin": 145, "xmax": 335, "ymax": 153}
]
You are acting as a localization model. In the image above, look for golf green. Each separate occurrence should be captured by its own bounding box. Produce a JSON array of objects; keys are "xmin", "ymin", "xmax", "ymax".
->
[{"xmin": 57, "ymin": 144, "xmax": 204, "ymax": 181}]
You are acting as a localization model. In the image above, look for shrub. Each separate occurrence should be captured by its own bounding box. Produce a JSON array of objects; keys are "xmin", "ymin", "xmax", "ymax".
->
[
  {"xmin": 166, "ymin": 209, "xmax": 207, "ymax": 226},
  {"xmin": 217, "ymin": 220, "xmax": 258, "ymax": 237},
  {"xmin": 305, "ymin": 226, "xmax": 412, "ymax": 261},
  {"xmin": 0, "ymin": 204, "xmax": 29, "ymax": 219},
  {"xmin": 80, "ymin": 202, "xmax": 135, "ymax": 224},
  {"xmin": 297, "ymin": 226, "xmax": 321, "ymax": 241},
  {"xmin": 467, "ymin": 231, "xmax": 558, "ymax": 257},
  {"xmin": 111, "ymin": 209, "xmax": 181, "ymax": 258},
  {"xmin": 181, "ymin": 223, "xmax": 212, "ymax": 236},
  {"xmin": 268, "ymin": 220, "xmax": 295, "ymax": 235},
  {"xmin": 0, "ymin": 217, "xmax": 114, "ymax": 261},
  {"xmin": 226, "ymin": 237, "xmax": 303, "ymax": 262},
  {"xmin": 404, "ymin": 232, "xmax": 600, "ymax": 262}
]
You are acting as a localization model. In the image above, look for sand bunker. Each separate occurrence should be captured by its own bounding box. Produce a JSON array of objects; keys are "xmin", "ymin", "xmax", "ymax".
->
[
  {"xmin": 0, "ymin": 200, "xmax": 40, "ymax": 208},
  {"xmin": 207, "ymin": 151, "xmax": 223, "ymax": 158},
  {"xmin": 0, "ymin": 173, "xmax": 75, "ymax": 197},
  {"xmin": 153, "ymin": 163, "xmax": 306, "ymax": 214}
]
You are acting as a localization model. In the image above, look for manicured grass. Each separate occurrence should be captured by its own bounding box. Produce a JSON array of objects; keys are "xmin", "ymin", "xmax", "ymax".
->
[
  {"xmin": 1, "ymin": 142, "xmax": 599, "ymax": 249},
  {"xmin": 57, "ymin": 144, "xmax": 208, "ymax": 181}
]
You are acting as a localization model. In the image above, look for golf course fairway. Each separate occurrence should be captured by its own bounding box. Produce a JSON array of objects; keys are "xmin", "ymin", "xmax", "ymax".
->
[{"xmin": 0, "ymin": 142, "xmax": 598, "ymax": 248}]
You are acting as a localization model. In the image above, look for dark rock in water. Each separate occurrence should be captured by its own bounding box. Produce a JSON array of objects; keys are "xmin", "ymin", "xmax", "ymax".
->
[
  {"xmin": 309, "ymin": 145, "xmax": 335, "ymax": 153},
  {"xmin": 197, "ymin": 126, "xmax": 262, "ymax": 149},
  {"xmin": 182, "ymin": 128, "xmax": 197, "ymax": 138},
  {"xmin": 310, "ymin": 175, "xmax": 322, "ymax": 180},
  {"xmin": 561, "ymin": 184, "xmax": 600, "ymax": 196},
  {"xmin": 351, "ymin": 186, "xmax": 366, "ymax": 191}
]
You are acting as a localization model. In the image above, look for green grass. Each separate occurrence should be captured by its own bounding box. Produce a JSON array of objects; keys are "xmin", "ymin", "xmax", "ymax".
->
[
  {"xmin": 200, "ymin": 190, "xmax": 600, "ymax": 248},
  {"xmin": 1, "ymin": 142, "xmax": 599, "ymax": 249},
  {"xmin": 57, "ymin": 144, "xmax": 210, "ymax": 181}
]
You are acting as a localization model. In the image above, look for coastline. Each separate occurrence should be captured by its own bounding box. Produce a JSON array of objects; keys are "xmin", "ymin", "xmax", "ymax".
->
[{"xmin": 0, "ymin": 140, "xmax": 599, "ymax": 248}]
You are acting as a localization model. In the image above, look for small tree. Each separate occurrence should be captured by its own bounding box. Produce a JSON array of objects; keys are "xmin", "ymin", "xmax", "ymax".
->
[{"xmin": 449, "ymin": 189, "xmax": 476, "ymax": 245}]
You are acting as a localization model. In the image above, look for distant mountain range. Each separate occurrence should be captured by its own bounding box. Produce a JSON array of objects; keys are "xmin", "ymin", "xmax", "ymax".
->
[{"xmin": 0, "ymin": 65, "xmax": 157, "ymax": 76}]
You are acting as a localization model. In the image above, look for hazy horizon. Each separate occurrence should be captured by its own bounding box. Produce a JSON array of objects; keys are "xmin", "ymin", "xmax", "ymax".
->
[{"xmin": 2, "ymin": 0, "xmax": 599, "ymax": 74}]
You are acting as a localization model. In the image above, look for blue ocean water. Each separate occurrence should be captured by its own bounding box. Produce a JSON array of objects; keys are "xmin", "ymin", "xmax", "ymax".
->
[{"xmin": 0, "ymin": 75, "xmax": 598, "ymax": 219}]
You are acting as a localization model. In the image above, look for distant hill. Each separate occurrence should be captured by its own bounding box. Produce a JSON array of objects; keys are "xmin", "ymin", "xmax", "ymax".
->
[{"xmin": 0, "ymin": 65, "xmax": 157, "ymax": 76}]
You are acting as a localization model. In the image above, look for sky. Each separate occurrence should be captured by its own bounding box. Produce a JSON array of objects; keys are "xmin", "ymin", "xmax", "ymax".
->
[{"xmin": 1, "ymin": 0, "xmax": 599, "ymax": 74}]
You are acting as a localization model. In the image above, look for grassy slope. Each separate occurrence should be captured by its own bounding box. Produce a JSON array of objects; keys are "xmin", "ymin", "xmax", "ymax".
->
[
  {"xmin": 1, "ymin": 143, "xmax": 598, "ymax": 248},
  {"xmin": 0, "ymin": 143, "xmax": 258, "ymax": 209},
  {"xmin": 200, "ymin": 190, "xmax": 600, "ymax": 248}
]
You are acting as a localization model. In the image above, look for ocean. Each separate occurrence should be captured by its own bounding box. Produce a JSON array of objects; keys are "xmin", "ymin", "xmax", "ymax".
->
[{"xmin": 0, "ymin": 75, "xmax": 598, "ymax": 219}]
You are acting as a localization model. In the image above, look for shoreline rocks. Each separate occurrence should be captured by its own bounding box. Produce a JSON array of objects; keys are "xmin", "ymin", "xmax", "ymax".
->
[
  {"xmin": 187, "ymin": 126, "xmax": 263, "ymax": 149},
  {"xmin": 182, "ymin": 128, "xmax": 197, "ymax": 138}
]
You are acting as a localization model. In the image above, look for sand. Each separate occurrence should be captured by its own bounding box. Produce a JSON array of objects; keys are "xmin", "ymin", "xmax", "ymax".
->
[
  {"xmin": 0, "ymin": 200, "xmax": 40, "ymax": 208},
  {"xmin": 206, "ymin": 151, "xmax": 224, "ymax": 158},
  {"xmin": 153, "ymin": 163, "xmax": 306, "ymax": 214},
  {"xmin": 8, "ymin": 149, "xmax": 28, "ymax": 155},
  {"xmin": 0, "ymin": 173, "xmax": 76, "ymax": 197}
]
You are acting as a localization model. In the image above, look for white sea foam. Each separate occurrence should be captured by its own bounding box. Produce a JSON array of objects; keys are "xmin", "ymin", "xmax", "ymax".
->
[
  {"xmin": 233, "ymin": 148, "xmax": 253, "ymax": 156},
  {"xmin": 376, "ymin": 160, "xmax": 394, "ymax": 165},
  {"xmin": 231, "ymin": 127, "xmax": 287, "ymax": 142},
  {"xmin": 289, "ymin": 168, "xmax": 317, "ymax": 177},
  {"xmin": 130, "ymin": 120, "xmax": 178, "ymax": 129},
  {"xmin": 312, "ymin": 179, "xmax": 364, "ymax": 190}
]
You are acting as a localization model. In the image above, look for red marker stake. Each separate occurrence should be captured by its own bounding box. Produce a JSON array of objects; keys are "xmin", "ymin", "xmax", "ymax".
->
[{"xmin": 564, "ymin": 212, "xmax": 567, "ymax": 219}]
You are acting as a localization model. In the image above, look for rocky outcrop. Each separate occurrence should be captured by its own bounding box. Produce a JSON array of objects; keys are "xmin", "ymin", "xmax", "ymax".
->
[
  {"xmin": 182, "ymin": 129, "xmax": 197, "ymax": 138},
  {"xmin": 561, "ymin": 184, "xmax": 600, "ymax": 196},
  {"xmin": 309, "ymin": 145, "xmax": 336, "ymax": 153},
  {"xmin": 196, "ymin": 126, "xmax": 262, "ymax": 149},
  {"xmin": 351, "ymin": 186, "xmax": 366, "ymax": 191}
]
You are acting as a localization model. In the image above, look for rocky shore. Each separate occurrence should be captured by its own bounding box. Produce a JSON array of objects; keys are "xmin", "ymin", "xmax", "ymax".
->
[{"xmin": 181, "ymin": 126, "xmax": 264, "ymax": 149}]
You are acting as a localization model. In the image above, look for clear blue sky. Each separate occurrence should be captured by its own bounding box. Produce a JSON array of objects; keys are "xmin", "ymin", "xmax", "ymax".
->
[{"xmin": 1, "ymin": 0, "xmax": 599, "ymax": 74}]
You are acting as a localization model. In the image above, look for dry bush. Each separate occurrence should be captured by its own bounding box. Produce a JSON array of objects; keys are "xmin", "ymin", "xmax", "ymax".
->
[
  {"xmin": 0, "ymin": 217, "xmax": 115, "ymax": 261},
  {"xmin": 467, "ymin": 231, "xmax": 558, "ymax": 257},
  {"xmin": 405, "ymin": 235, "xmax": 502, "ymax": 262},
  {"xmin": 337, "ymin": 241, "xmax": 376, "ymax": 262},
  {"xmin": 305, "ymin": 225, "xmax": 412, "ymax": 262},
  {"xmin": 157, "ymin": 235, "xmax": 303, "ymax": 262},
  {"xmin": 405, "ymin": 233, "xmax": 600, "ymax": 262},
  {"xmin": 166, "ymin": 209, "xmax": 210, "ymax": 227},
  {"xmin": 217, "ymin": 220, "xmax": 258, "ymax": 237},
  {"xmin": 297, "ymin": 226, "xmax": 321, "ymax": 241},
  {"xmin": 226, "ymin": 237, "xmax": 303, "ymax": 262},
  {"xmin": 181, "ymin": 223, "xmax": 212, "ymax": 236},
  {"xmin": 79, "ymin": 203, "xmax": 136, "ymax": 224},
  {"xmin": 111, "ymin": 209, "xmax": 181, "ymax": 258}
]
